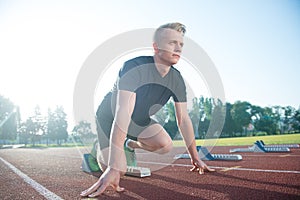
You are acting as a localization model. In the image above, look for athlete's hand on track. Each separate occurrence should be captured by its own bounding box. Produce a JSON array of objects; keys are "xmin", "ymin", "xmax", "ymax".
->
[
  {"xmin": 190, "ymin": 159, "xmax": 215, "ymax": 174},
  {"xmin": 80, "ymin": 167, "xmax": 125, "ymax": 198}
]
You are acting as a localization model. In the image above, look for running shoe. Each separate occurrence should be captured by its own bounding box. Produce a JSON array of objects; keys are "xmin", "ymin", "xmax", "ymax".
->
[{"xmin": 124, "ymin": 138, "xmax": 137, "ymax": 167}]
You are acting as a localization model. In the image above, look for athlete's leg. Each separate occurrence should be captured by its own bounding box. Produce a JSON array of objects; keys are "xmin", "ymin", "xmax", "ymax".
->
[
  {"xmin": 128, "ymin": 123, "xmax": 173, "ymax": 154},
  {"xmin": 95, "ymin": 118, "xmax": 110, "ymax": 171},
  {"xmin": 95, "ymin": 93, "xmax": 114, "ymax": 172}
]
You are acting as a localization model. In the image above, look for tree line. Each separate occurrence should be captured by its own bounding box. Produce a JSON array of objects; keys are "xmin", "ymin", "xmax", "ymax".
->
[
  {"xmin": 17, "ymin": 105, "xmax": 68, "ymax": 146},
  {"xmin": 0, "ymin": 95, "xmax": 299, "ymax": 145},
  {"xmin": 155, "ymin": 97, "xmax": 300, "ymax": 139},
  {"xmin": 0, "ymin": 95, "xmax": 68, "ymax": 146}
]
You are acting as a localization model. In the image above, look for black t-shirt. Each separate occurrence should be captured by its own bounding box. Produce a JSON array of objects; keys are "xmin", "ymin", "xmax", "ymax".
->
[{"xmin": 111, "ymin": 56, "xmax": 186, "ymax": 125}]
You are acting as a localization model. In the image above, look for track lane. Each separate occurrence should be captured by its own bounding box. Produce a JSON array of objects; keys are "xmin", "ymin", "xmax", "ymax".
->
[{"xmin": 0, "ymin": 146, "xmax": 299, "ymax": 199}]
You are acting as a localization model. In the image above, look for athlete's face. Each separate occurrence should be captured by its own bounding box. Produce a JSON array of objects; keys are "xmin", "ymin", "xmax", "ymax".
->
[{"xmin": 154, "ymin": 29, "xmax": 184, "ymax": 66}]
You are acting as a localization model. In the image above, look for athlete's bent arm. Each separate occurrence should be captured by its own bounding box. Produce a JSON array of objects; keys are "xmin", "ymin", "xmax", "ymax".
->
[{"xmin": 174, "ymin": 102, "xmax": 215, "ymax": 174}]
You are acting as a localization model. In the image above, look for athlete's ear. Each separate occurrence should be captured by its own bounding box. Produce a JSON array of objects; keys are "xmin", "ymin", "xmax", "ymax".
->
[{"xmin": 153, "ymin": 42, "xmax": 159, "ymax": 54}]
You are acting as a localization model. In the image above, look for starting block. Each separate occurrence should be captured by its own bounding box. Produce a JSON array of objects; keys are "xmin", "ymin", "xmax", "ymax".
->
[
  {"xmin": 126, "ymin": 166, "xmax": 151, "ymax": 177},
  {"xmin": 174, "ymin": 146, "xmax": 242, "ymax": 161},
  {"xmin": 81, "ymin": 153, "xmax": 151, "ymax": 177},
  {"xmin": 230, "ymin": 141, "xmax": 291, "ymax": 153},
  {"xmin": 260, "ymin": 140, "xmax": 299, "ymax": 148}
]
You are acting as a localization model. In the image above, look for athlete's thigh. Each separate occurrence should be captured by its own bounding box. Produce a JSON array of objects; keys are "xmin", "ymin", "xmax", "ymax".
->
[{"xmin": 137, "ymin": 123, "xmax": 172, "ymax": 148}]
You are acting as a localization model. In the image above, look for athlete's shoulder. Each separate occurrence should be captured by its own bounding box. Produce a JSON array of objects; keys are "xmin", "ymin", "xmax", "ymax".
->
[
  {"xmin": 125, "ymin": 56, "xmax": 154, "ymax": 65},
  {"xmin": 170, "ymin": 66, "xmax": 180, "ymax": 73},
  {"xmin": 119, "ymin": 56, "xmax": 154, "ymax": 76},
  {"xmin": 170, "ymin": 66, "xmax": 183, "ymax": 78}
]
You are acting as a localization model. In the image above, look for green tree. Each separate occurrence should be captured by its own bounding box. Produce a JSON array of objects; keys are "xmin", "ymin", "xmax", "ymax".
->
[
  {"xmin": 292, "ymin": 107, "xmax": 300, "ymax": 132},
  {"xmin": 47, "ymin": 106, "xmax": 68, "ymax": 145},
  {"xmin": 189, "ymin": 97, "xmax": 201, "ymax": 138},
  {"xmin": 272, "ymin": 106, "xmax": 286, "ymax": 134},
  {"xmin": 252, "ymin": 106, "xmax": 279, "ymax": 135},
  {"xmin": 72, "ymin": 120, "xmax": 95, "ymax": 144},
  {"xmin": 231, "ymin": 101, "xmax": 252, "ymax": 136},
  {"xmin": 255, "ymin": 116, "xmax": 276, "ymax": 135},
  {"xmin": 197, "ymin": 97, "xmax": 212, "ymax": 138},
  {"xmin": 283, "ymin": 106, "xmax": 296, "ymax": 133},
  {"xmin": 195, "ymin": 97, "xmax": 225, "ymax": 139},
  {"xmin": 24, "ymin": 117, "xmax": 40, "ymax": 146},
  {"xmin": 20, "ymin": 106, "xmax": 48, "ymax": 146},
  {"xmin": 18, "ymin": 122, "xmax": 30, "ymax": 145},
  {"xmin": 198, "ymin": 118, "xmax": 209, "ymax": 139},
  {"xmin": 31, "ymin": 106, "xmax": 47, "ymax": 145},
  {"xmin": 221, "ymin": 103, "xmax": 236, "ymax": 137},
  {"xmin": 206, "ymin": 99, "xmax": 225, "ymax": 139},
  {"xmin": 203, "ymin": 98, "xmax": 213, "ymax": 120}
]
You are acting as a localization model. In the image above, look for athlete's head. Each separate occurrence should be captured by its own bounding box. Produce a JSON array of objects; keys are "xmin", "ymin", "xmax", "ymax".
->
[{"xmin": 153, "ymin": 22, "xmax": 186, "ymax": 66}]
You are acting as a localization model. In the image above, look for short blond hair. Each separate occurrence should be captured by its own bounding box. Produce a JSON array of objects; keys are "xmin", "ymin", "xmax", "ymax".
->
[{"xmin": 153, "ymin": 22, "xmax": 186, "ymax": 43}]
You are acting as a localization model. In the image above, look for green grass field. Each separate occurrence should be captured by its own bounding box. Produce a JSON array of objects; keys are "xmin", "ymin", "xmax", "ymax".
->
[
  {"xmin": 173, "ymin": 133, "xmax": 300, "ymax": 147},
  {"xmin": 3, "ymin": 134, "xmax": 298, "ymax": 149}
]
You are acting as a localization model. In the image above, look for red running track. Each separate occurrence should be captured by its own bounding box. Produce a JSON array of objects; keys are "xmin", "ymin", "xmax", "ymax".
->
[{"xmin": 0, "ymin": 145, "xmax": 300, "ymax": 199}]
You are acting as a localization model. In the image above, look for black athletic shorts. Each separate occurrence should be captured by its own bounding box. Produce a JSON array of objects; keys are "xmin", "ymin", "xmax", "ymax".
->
[{"xmin": 96, "ymin": 92, "xmax": 158, "ymax": 149}]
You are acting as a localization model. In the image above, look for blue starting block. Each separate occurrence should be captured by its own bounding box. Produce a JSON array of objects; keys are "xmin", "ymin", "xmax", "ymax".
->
[
  {"xmin": 174, "ymin": 146, "xmax": 242, "ymax": 161},
  {"xmin": 260, "ymin": 140, "xmax": 299, "ymax": 148},
  {"xmin": 230, "ymin": 141, "xmax": 291, "ymax": 153}
]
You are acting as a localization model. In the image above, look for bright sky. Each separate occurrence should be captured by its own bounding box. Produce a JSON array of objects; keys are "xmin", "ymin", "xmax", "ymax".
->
[{"xmin": 0, "ymin": 0, "xmax": 299, "ymax": 131}]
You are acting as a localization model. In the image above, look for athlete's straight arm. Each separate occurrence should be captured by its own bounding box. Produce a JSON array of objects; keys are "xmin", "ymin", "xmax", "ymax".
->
[
  {"xmin": 80, "ymin": 90, "xmax": 136, "ymax": 197},
  {"xmin": 174, "ymin": 102, "xmax": 215, "ymax": 174},
  {"xmin": 108, "ymin": 90, "xmax": 136, "ymax": 169}
]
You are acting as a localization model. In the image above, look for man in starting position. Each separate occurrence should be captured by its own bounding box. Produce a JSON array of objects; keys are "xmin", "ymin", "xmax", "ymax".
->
[{"xmin": 81, "ymin": 22, "xmax": 215, "ymax": 198}]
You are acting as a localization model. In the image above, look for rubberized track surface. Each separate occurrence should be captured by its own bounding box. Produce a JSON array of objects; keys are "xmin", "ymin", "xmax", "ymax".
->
[{"xmin": 1, "ymin": 145, "xmax": 300, "ymax": 199}]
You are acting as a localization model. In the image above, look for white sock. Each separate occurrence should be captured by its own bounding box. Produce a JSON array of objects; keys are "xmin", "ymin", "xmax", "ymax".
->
[{"xmin": 125, "ymin": 138, "xmax": 134, "ymax": 151}]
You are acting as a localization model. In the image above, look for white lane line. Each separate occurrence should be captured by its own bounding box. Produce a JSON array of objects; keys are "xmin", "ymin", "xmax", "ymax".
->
[
  {"xmin": 236, "ymin": 154, "xmax": 300, "ymax": 157},
  {"xmin": 138, "ymin": 161, "xmax": 300, "ymax": 174},
  {"xmin": 216, "ymin": 166, "xmax": 300, "ymax": 174},
  {"xmin": 0, "ymin": 157, "xmax": 63, "ymax": 200}
]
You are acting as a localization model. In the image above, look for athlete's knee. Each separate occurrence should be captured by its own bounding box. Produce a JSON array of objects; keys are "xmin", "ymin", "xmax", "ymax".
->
[{"xmin": 156, "ymin": 138, "xmax": 173, "ymax": 154}]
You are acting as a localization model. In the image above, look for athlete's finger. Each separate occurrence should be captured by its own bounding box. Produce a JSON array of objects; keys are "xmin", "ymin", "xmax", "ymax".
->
[
  {"xmin": 198, "ymin": 168, "xmax": 204, "ymax": 175},
  {"xmin": 88, "ymin": 183, "xmax": 109, "ymax": 198},
  {"xmin": 190, "ymin": 165, "xmax": 204, "ymax": 175},
  {"xmin": 204, "ymin": 165, "xmax": 215, "ymax": 172},
  {"xmin": 190, "ymin": 165, "xmax": 198, "ymax": 172},
  {"xmin": 80, "ymin": 180, "xmax": 101, "ymax": 197},
  {"xmin": 110, "ymin": 178, "xmax": 125, "ymax": 192},
  {"xmin": 114, "ymin": 185, "xmax": 125, "ymax": 192}
]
